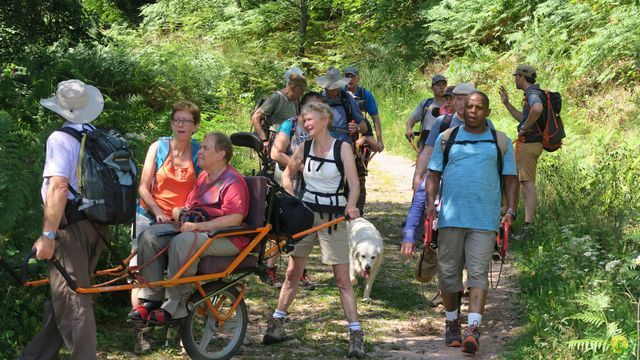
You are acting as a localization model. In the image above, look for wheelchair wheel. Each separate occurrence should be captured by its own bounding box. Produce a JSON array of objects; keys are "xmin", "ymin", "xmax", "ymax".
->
[{"xmin": 180, "ymin": 281, "xmax": 248, "ymax": 360}]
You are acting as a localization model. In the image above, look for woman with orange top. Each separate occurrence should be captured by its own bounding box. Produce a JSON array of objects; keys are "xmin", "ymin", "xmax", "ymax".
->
[{"xmin": 130, "ymin": 101, "xmax": 200, "ymax": 354}]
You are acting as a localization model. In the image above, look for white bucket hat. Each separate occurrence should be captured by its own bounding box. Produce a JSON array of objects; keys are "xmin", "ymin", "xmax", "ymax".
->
[
  {"xmin": 316, "ymin": 67, "xmax": 351, "ymax": 90},
  {"xmin": 40, "ymin": 79, "xmax": 104, "ymax": 124}
]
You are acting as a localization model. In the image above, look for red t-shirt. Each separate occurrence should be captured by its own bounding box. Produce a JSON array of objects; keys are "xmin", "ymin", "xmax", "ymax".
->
[{"xmin": 185, "ymin": 166, "xmax": 250, "ymax": 249}]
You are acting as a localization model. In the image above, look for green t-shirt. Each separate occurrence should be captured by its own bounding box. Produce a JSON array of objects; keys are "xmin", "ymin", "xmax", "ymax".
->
[{"xmin": 258, "ymin": 91, "xmax": 298, "ymax": 130}]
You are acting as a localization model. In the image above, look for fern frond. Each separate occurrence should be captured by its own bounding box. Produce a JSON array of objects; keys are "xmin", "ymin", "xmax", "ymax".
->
[
  {"xmin": 567, "ymin": 338, "xmax": 609, "ymax": 353},
  {"xmin": 568, "ymin": 312, "xmax": 607, "ymax": 328}
]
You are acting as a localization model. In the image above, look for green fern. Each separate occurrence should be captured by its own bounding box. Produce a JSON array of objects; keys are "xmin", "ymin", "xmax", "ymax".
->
[{"xmin": 567, "ymin": 338, "xmax": 610, "ymax": 353}]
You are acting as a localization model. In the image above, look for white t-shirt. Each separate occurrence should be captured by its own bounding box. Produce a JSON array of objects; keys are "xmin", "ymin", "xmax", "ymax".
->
[{"xmin": 41, "ymin": 122, "xmax": 93, "ymax": 202}]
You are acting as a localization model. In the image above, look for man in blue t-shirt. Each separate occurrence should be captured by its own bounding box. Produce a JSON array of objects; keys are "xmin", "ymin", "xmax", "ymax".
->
[
  {"xmin": 344, "ymin": 66, "xmax": 384, "ymax": 152},
  {"xmin": 425, "ymin": 91, "xmax": 518, "ymax": 355},
  {"xmin": 499, "ymin": 64, "xmax": 544, "ymax": 240}
]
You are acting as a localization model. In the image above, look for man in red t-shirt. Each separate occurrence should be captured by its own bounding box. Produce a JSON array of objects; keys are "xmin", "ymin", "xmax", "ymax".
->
[{"xmin": 130, "ymin": 132, "xmax": 250, "ymax": 326}]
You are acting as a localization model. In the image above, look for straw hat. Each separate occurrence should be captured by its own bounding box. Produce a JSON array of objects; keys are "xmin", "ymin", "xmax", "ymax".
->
[
  {"xmin": 40, "ymin": 79, "xmax": 104, "ymax": 124},
  {"xmin": 316, "ymin": 67, "xmax": 351, "ymax": 90}
]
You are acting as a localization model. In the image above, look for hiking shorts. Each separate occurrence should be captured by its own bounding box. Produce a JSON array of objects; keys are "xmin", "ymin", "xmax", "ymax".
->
[
  {"xmin": 516, "ymin": 141, "xmax": 543, "ymax": 182},
  {"xmin": 437, "ymin": 227, "xmax": 496, "ymax": 293},
  {"xmin": 289, "ymin": 211, "xmax": 349, "ymax": 265}
]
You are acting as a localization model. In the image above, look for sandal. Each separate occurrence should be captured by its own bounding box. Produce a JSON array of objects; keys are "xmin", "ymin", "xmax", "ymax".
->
[{"xmin": 127, "ymin": 300, "xmax": 162, "ymax": 322}]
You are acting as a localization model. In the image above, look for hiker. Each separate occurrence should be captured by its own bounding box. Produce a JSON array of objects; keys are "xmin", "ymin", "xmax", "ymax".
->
[
  {"xmin": 499, "ymin": 64, "xmax": 544, "ymax": 240},
  {"xmin": 344, "ymin": 66, "xmax": 384, "ymax": 152},
  {"xmin": 251, "ymin": 72, "xmax": 308, "ymax": 147},
  {"xmin": 412, "ymin": 83, "xmax": 491, "ymax": 191},
  {"xmin": 405, "ymin": 74, "xmax": 448, "ymax": 150},
  {"xmin": 317, "ymin": 67, "xmax": 367, "ymax": 215},
  {"xmin": 425, "ymin": 91, "xmax": 518, "ymax": 354},
  {"xmin": 129, "ymin": 100, "xmax": 201, "ymax": 354},
  {"xmin": 265, "ymin": 91, "xmax": 326, "ymax": 290},
  {"xmin": 21, "ymin": 79, "xmax": 109, "ymax": 360},
  {"xmin": 263, "ymin": 102, "xmax": 365, "ymax": 358},
  {"xmin": 284, "ymin": 66, "xmax": 304, "ymax": 82},
  {"xmin": 130, "ymin": 132, "xmax": 250, "ymax": 328},
  {"xmin": 402, "ymin": 84, "xmax": 483, "ymax": 306}
]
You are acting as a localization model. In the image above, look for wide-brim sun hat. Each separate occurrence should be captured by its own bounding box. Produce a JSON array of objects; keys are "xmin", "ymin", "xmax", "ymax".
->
[
  {"xmin": 316, "ymin": 67, "xmax": 351, "ymax": 90},
  {"xmin": 40, "ymin": 79, "xmax": 104, "ymax": 124}
]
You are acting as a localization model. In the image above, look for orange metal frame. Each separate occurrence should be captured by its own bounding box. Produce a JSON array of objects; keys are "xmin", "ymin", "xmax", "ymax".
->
[{"xmin": 20, "ymin": 216, "xmax": 346, "ymax": 324}]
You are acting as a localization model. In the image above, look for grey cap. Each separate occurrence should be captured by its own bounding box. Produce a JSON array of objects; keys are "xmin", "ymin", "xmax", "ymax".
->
[
  {"xmin": 431, "ymin": 74, "xmax": 447, "ymax": 85},
  {"xmin": 452, "ymin": 82, "xmax": 475, "ymax": 95},
  {"xmin": 344, "ymin": 66, "xmax": 359, "ymax": 76}
]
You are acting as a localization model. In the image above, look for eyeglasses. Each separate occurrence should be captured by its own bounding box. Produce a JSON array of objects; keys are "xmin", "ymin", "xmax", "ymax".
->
[{"xmin": 172, "ymin": 118, "xmax": 195, "ymax": 125}]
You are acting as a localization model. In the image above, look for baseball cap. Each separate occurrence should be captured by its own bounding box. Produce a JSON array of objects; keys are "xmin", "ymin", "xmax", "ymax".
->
[
  {"xmin": 431, "ymin": 74, "xmax": 447, "ymax": 85},
  {"xmin": 452, "ymin": 82, "xmax": 475, "ymax": 95},
  {"xmin": 344, "ymin": 66, "xmax": 359, "ymax": 76},
  {"xmin": 444, "ymin": 85, "xmax": 455, "ymax": 97},
  {"xmin": 513, "ymin": 64, "xmax": 537, "ymax": 78}
]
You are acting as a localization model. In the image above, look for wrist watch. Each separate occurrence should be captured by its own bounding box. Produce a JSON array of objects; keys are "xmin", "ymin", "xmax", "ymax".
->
[
  {"xmin": 42, "ymin": 231, "xmax": 57, "ymax": 241},
  {"xmin": 506, "ymin": 208, "xmax": 517, "ymax": 219}
]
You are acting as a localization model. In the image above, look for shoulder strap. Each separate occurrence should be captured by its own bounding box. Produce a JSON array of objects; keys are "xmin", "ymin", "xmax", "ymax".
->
[
  {"xmin": 421, "ymin": 98, "xmax": 435, "ymax": 123},
  {"xmin": 56, "ymin": 127, "xmax": 84, "ymax": 142},
  {"xmin": 155, "ymin": 137, "xmax": 172, "ymax": 173},
  {"xmin": 441, "ymin": 126, "xmax": 460, "ymax": 172},
  {"xmin": 290, "ymin": 118, "xmax": 298, "ymax": 138},
  {"xmin": 489, "ymin": 128, "xmax": 503, "ymax": 178},
  {"xmin": 303, "ymin": 139, "xmax": 313, "ymax": 164},
  {"xmin": 439, "ymin": 113, "xmax": 454, "ymax": 134},
  {"xmin": 190, "ymin": 138, "xmax": 201, "ymax": 176},
  {"xmin": 333, "ymin": 139, "xmax": 344, "ymax": 176},
  {"xmin": 340, "ymin": 89, "xmax": 354, "ymax": 122}
]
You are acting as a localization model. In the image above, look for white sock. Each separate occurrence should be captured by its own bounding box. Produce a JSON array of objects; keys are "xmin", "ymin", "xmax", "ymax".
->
[
  {"xmin": 445, "ymin": 311, "xmax": 458, "ymax": 321},
  {"xmin": 468, "ymin": 312, "xmax": 482, "ymax": 327},
  {"xmin": 273, "ymin": 310, "xmax": 287, "ymax": 319},
  {"xmin": 348, "ymin": 322, "xmax": 361, "ymax": 331}
]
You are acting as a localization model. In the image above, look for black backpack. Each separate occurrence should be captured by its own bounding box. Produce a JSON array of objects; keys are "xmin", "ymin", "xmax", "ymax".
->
[
  {"xmin": 57, "ymin": 127, "xmax": 137, "ymax": 225},
  {"xmin": 325, "ymin": 89, "xmax": 356, "ymax": 131},
  {"xmin": 270, "ymin": 191, "xmax": 315, "ymax": 244},
  {"xmin": 525, "ymin": 88, "xmax": 565, "ymax": 152}
]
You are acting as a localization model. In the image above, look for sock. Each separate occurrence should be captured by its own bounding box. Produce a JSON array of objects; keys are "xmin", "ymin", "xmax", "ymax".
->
[
  {"xmin": 348, "ymin": 322, "xmax": 361, "ymax": 331},
  {"xmin": 273, "ymin": 310, "xmax": 287, "ymax": 319},
  {"xmin": 468, "ymin": 312, "xmax": 482, "ymax": 327},
  {"xmin": 445, "ymin": 311, "xmax": 458, "ymax": 321}
]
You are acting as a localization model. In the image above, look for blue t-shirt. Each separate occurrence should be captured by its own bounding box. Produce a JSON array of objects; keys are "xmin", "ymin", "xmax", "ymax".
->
[
  {"xmin": 428, "ymin": 126, "xmax": 517, "ymax": 232},
  {"xmin": 344, "ymin": 86, "xmax": 379, "ymax": 116},
  {"xmin": 424, "ymin": 114, "xmax": 495, "ymax": 147},
  {"xmin": 276, "ymin": 117, "xmax": 309, "ymax": 152},
  {"xmin": 322, "ymin": 90, "xmax": 364, "ymax": 143}
]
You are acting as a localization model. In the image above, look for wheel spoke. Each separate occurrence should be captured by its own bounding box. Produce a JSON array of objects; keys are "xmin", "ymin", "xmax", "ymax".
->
[{"xmin": 197, "ymin": 316, "xmax": 217, "ymax": 352}]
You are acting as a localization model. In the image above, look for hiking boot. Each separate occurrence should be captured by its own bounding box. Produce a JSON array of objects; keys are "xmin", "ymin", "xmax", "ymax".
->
[
  {"xmin": 445, "ymin": 319, "xmax": 462, "ymax": 347},
  {"xmin": 461, "ymin": 322, "xmax": 481, "ymax": 354},
  {"xmin": 513, "ymin": 223, "xmax": 534, "ymax": 241},
  {"xmin": 263, "ymin": 317, "xmax": 286, "ymax": 344},
  {"xmin": 347, "ymin": 329, "xmax": 365, "ymax": 358},
  {"xmin": 299, "ymin": 270, "xmax": 316, "ymax": 291},
  {"xmin": 133, "ymin": 323, "xmax": 152, "ymax": 355},
  {"xmin": 263, "ymin": 266, "xmax": 282, "ymax": 288}
]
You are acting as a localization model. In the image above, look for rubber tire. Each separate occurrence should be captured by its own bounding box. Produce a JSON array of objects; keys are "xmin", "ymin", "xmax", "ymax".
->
[{"xmin": 180, "ymin": 281, "xmax": 248, "ymax": 360}]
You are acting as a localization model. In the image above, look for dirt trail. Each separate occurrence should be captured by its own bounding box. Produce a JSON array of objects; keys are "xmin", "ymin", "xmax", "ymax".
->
[{"xmin": 362, "ymin": 152, "xmax": 522, "ymax": 359}]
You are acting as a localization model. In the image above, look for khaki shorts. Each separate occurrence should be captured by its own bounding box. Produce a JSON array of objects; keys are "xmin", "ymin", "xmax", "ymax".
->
[
  {"xmin": 516, "ymin": 141, "xmax": 543, "ymax": 182},
  {"xmin": 289, "ymin": 212, "xmax": 349, "ymax": 265},
  {"xmin": 437, "ymin": 227, "xmax": 496, "ymax": 293}
]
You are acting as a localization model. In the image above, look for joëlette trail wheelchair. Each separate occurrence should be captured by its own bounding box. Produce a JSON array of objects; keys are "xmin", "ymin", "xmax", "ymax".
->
[{"xmin": 0, "ymin": 131, "xmax": 345, "ymax": 360}]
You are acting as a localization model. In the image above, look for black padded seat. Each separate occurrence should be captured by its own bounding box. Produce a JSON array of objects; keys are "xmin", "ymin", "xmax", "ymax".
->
[{"xmin": 197, "ymin": 176, "xmax": 267, "ymax": 275}]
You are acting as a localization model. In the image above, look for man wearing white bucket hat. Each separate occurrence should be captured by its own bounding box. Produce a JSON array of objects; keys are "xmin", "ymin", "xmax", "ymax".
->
[{"xmin": 20, "ymin": 79, "xmax": 109, "ymax": 360}]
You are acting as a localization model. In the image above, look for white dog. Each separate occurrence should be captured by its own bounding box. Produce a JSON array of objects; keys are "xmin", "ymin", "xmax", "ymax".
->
[{"xmin": 347, "ymin": 218, "xmax": 384, "ymax": 300}]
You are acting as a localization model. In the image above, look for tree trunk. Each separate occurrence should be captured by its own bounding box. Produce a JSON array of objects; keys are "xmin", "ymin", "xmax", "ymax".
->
[{"xmin": 298, "ymin": 0, "xmax": 308, "ymax": 56}]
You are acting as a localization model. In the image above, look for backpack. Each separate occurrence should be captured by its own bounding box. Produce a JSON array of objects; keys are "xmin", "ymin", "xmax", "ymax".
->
[
  {"xmin": 252, "ymin": 90, "xmax": 286, "ymax": 136},
  {"xmin": 300, "ymin": 139, "xmax": 347, "ymax": 222},
  {"xmin": 440, "ymin": 126, "xmax": 508, "ymax": 182},
  {"xmin": 270, "ymin": 191, "xmax": 315, "ymax": 244},
  {"xmin": 57, "ymin": 127, "xmax": 137, "ymax": 225},
  {"xmin": 419, "ymin": 98, "xmax": 436, "ymax": 129},
  {"xmin": 325, "ymin": 89, "xmax": 356, "ymax": 133},
  {"xmin": 155, "ymin": 137, "xmax": 201, "ymax": 176},
  {"xmin": 352, "ymin": 86, "xmax": 367, "ymax": 115},
  {"xmin": 526, "ymin": 89, "xmax": 565, "ymax": 152}
]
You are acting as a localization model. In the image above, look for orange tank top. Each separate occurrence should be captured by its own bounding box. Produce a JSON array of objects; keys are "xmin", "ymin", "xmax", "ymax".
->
[{"xmin": 142, "ymin": 154, "xmax": 196, "ymax": 216}]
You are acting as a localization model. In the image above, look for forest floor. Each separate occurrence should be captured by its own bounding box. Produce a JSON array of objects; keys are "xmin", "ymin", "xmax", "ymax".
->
[{"xmin": 94, "ymin": 151, "xmax": 524, "ymax": 359}]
